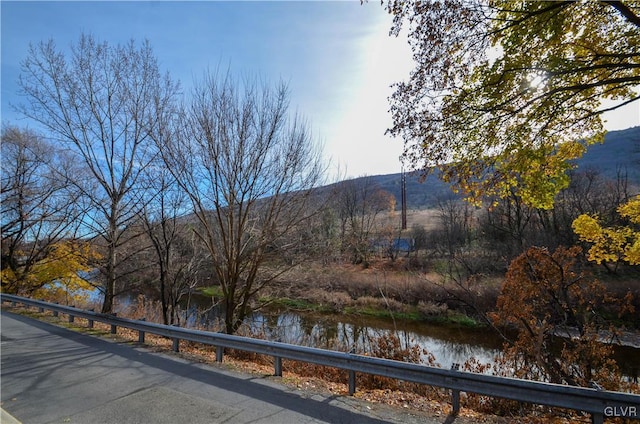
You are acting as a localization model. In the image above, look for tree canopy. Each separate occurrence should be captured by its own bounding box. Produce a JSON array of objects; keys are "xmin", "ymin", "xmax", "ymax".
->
[
  {"xmin": 31, "ymin": 240, "xmax": 100, "ymax": 305},
  {"xmin": 1, "ymin": 126, "xmax": 84, "ymax": 295},
  {"xmin": 573, "ymin": 195, "xmax": 640, "ymax": 265},
  {"xmin": 387, "ymin": 0, "xmax": 640, "ymax": 209}
]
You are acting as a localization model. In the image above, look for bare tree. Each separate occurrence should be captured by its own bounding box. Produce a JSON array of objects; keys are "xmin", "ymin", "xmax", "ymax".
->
[
  {"xmin": 16, "ymin": 35, "xmax": 179, "ymax": 312},
  {"xmin": 334, "ymin": 177, "xmax": 396, "ymax": 264},
  {"xmin": 156, "ymin": 71, "xmax": 325, "ymax": 334},
  {"xmin": 434, "ymin": 195, "xmax": 474, "ymax": 258},
  {"xmin": 139, "ymin": 160, "xmax": 204, "ymax": 325},
  {"xmin": 1, "ymin": 126, "xmax": 85, "ymax": 294}
]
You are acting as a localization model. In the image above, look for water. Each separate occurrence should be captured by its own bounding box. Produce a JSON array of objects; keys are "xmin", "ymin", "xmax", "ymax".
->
[
  {"xmin": 192, "ymin": 301, "xmax": 640, "ymax": 380},
  {"xmin": 112, "ymin": 293, "xmax": 639, "ymax": 380},
  {"xmin": 186, "ymin": 299, "xmax": 506, "ymax": 369},
  {"xmin": 252, "ymin": 311, "xmax": 502, "ymax": 368}
]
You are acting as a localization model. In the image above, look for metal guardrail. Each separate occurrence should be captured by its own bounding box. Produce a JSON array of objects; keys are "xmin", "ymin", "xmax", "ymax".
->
[{"xmin": 2, "ymin": 293, "xmax": 639, "ymax": 423}]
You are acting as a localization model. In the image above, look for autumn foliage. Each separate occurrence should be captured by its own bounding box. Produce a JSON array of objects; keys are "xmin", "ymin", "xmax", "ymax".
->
[
  {"xmin": 2, "ymin": 240, "xmax": 99, "ymax": 306},
  {"xmin": 573, "ymin": 195, "xmax": 640, "ymax": 265},
  {"xmin": 387, "ymin": 0, "xmax": 640, "ymax": 209},
  {"xmin": 490, "ymin": 246, "xmax": 633, "ymax": 390}
]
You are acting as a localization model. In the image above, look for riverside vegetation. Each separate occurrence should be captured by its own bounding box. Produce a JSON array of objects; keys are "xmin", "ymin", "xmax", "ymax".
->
[{"xmin": 4, "ymin": 268, "xmax": 637, "ymax": 424}]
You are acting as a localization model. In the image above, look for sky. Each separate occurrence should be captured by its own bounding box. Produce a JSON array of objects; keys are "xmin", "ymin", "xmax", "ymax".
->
[{"xmin": 1, "ymin": 1, "xmax": 639, "ymax": 179}]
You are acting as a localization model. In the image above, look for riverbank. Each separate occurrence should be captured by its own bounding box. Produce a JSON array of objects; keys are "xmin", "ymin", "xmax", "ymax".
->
[
  {"xmin": 250, "ymin": 259, "xmax": 640, "ymax": 332},
  {"xmin": 197, "ymin": 259, "xmax": 640, "ymax": 382},
  {"xmin": 267, "ymin": 295, "xmax": 481, "ymax": 326},
  {"xmin": 206, "ymin": 260, "xmax": 501, "ymax": 328}
]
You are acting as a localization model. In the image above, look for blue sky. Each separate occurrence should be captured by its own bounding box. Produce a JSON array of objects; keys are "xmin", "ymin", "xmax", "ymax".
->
[{"xmin": 2, "ymin": 1, "xmax": 638, "ymax": 179}]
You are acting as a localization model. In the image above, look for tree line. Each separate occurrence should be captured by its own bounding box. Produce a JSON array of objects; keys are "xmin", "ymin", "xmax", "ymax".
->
[
  {"xmin": 1, "ymin": 35, "xmax": 327, "ymax": 334},
  {"xmin": 1, "ymin": 33, "xmax": 408, "ymax": 333}
]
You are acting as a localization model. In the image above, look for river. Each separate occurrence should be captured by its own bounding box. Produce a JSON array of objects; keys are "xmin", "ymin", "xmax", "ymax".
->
[
  {"xmin": 110, "ymin": 292, "xmax": 639, "ymax": 380},
  {"xmin": 169, "ymin": 296, "xmax": 639, "ymax": 380}
]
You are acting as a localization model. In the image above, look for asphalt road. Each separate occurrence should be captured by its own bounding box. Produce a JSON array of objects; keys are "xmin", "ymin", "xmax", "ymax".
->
[{"xmin": 0, "ymin": 309, "xmax": 457, "ymax": 424}]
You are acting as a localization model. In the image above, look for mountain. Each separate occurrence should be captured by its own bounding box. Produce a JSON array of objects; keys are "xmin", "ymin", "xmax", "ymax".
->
[
  {"xmin": 345, "ymin": 126, "xmax": 640, "ymax": 210},
  {"xmin": 572, "ymin": 126, "xmax": 640, "ymax": 181}
]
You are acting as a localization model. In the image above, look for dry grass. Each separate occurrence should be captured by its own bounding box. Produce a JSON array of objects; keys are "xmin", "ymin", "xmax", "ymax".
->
[
  {"xmin": 276, "ymin": 260, "xmax": 443, "ymax": 303},
  {"xmin": 266, "ymin": 259, "xmax": 499, "ymax": 325},
  {"xmin": 405, "ymin": 208, "xmax": 442, "ymax": 232}
]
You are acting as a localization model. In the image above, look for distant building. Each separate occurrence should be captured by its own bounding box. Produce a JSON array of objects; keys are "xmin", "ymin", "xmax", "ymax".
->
[{"xmin": 370, "ymin": 237, "xmax": 415, "ymax": 257}]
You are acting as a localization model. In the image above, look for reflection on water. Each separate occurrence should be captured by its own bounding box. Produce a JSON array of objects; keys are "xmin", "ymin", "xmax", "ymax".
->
[
  {"xmin": 114, "ymin": 293, "xmax": 639, "ymax": 379},
  {"xmin": 256, "ymin": 312, "xmax": 498, "ymax": 366},
  {"xmin": 197, "ymin": 304, "xmax": 639, "ymax": 379},
  {"xmin": 193, "ymin": 303, "xmax": 504, "ymax": 369}
]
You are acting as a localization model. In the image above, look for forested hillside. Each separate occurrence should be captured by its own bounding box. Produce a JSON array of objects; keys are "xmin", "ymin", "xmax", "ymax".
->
[{"xmin": 353, "ymin": 126, "xmax": 640, "ymax": 210}]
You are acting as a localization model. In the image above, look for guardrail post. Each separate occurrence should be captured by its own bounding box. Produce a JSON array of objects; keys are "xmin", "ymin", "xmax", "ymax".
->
[
  {"xmin": 88, "ymin": 309, "xmax": 94, "ymax": 328},
  {"xmin": 348, "ymin": 347, "xmax": 357, "ymax": 395},
  {"xmin": 138, "ymin": 318, "xmax": 146, "ymax": 343},
  {"xmin": 216, "ymin": 346, "xmax": 224, "ymax": 363},
  {"xmin": 68, "ymin": 306, "xmax": 75, "ymax": 323},
  {"xmin": 39, "ymin": 306, "xmax": 44, "ymax": 313},
  {"xmin": 172, "ymin": 324, "xmax": 180, "ymax": 352},
  {"xmin": 451, "ymin": 363, "xmax": 460, "ymax": 415},
  {"xmin": 348, "ymin": 370, "xmax": 356, "ymax": 395},
  {"xmin": 451, "ymin": 390, "xmax": 460, "ymax": 416},
  {"xmin": 53, "ymin": 303, "xmax": 59, "ymax": 317},
  {"xmin": 274, "ymin": 357, "xmax": 282, "ymax": 377},
  {"xmin": 591, "ymin": 412, "xmax": 603, "ymax": 424},
  {"xmin": 110, "ymin": 313, "xmax": 117, "ymax": 334}
]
